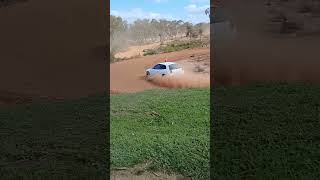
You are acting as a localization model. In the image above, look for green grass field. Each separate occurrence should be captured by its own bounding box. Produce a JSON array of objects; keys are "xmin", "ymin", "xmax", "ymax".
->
[
  {"xmin": 211, "ymin": 83, "xmax": 320, "ymax": 179},
  {"xmin": 111, "ymin": 88, "xmax": 210, "ymax": 179},
  {"xmin": 1, "ymin": 83, "xmax": 319, "ymax": 179},
  {"xmin": 0, "ymin": 95, "xmax": 108, "ymax": 179}
]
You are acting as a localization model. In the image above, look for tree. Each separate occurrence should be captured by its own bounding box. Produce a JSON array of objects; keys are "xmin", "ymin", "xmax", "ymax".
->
[
  {"xmin": 176, "ymin": 20, "xmax": 184, "ymax": 38},
  {"xmin": 151, "ymin": 19, "xmax": 160, "ymax": 42},
  {"xmin": 110, "ymin": 15, "xmax": 208, "ymax": 57},
  {"xmin": 199, "ymin": 28, "xmax": 203, "ymax": 40},
  {"xmin": 159, "ymin": 33, "xmax": 164, "ymax": 45},
  {"xmin": 110, "ymin": 15, "xmax": 127, "ymax": 37},
  {"xmin": 185, "ymin": 22, "xmax": 194, "ymax": 39},
  {"xmin": 110, "ymin": 15, "xmax": 128, "ymax": 58}
]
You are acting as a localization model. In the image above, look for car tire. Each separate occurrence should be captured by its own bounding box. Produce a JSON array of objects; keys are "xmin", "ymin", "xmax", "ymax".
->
[{"xmin": 145, "ymin": 72, "xmax": 151, "ymax": 81}]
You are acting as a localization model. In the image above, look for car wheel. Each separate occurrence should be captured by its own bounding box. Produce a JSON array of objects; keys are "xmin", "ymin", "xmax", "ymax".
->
[{"xmin": 145, "ymin": 72, "xmax": 151, "ymax": 80}]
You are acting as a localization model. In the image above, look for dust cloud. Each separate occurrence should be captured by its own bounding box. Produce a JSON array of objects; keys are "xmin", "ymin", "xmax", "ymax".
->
[{"xmin": 147, "ymin": 72, "xmax": 210, "ymax": 89}]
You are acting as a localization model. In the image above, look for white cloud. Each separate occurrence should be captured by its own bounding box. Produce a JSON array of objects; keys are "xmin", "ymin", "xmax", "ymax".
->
[
  {"xmin": 110, "ymin": 10, "xmax": 120, "ymax": 16},
  {"xmin": 110, "ymin": 8, "xmax": 174, "ymax": 23},
  {"xmin": 185, "ymin": 4, "xmax": 210, "ymax": 14}
]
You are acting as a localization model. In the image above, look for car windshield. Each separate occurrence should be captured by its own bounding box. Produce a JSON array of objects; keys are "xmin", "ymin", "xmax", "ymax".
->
[{"xmin": 169, "ymin": 64, "xmax": 180, "ymax": 70}]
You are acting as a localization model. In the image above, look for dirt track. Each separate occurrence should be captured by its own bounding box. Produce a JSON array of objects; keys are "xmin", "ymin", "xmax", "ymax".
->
[
  {"xmin": 110, "ymin": 48, "xmax": 210, "ymax": 94},
  {"xmin": 115, "ymin": 42, "xmax": 161, "ymax": 59}
]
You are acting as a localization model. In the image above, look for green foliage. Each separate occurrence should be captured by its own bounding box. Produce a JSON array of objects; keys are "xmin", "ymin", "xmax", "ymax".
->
[
  {"xmin": 161, "ymin": 40, "xmax": 203, "ymax": 53},
  {"xmin": 142, "ymin": 49, "xmax": 159, "ymax": 56},
  {"xmin": 143, "ymin": 40, "xmax": 204, "ymax": 56}
]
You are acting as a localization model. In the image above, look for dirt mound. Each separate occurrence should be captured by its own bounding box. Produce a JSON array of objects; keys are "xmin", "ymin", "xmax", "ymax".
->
[{"xmin": 114, "ymin": 42, "xmax": 160, "ymax": 59}]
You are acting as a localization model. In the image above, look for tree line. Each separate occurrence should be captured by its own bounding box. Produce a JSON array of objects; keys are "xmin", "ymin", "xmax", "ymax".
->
[{"xmin": 110, "ymin": 15, "xmax": 209, "ymax": 56}]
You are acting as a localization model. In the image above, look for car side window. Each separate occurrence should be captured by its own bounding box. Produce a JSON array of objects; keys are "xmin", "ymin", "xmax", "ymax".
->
[
  {"xmin": 160, "ymin": 64, "xmax": 167, "ymax": 69},
  {"xmin": 153, "ymin": 64, "xmax": 161, "ymax": 69},
  {"xmin": 153, "ymin": 64, "xmax": 167, "ymax": 69}
]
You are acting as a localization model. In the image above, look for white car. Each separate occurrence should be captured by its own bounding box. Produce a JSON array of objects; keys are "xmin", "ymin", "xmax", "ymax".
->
[{"xmin": 146, "ymin": 62, "xmax": 184, "ymax": 77}]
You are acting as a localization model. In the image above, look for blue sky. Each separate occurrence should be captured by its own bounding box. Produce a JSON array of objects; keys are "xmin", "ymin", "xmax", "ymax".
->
[{"xmin": 110, "ymin": 0, "xmax": 210, "ymax": 24}]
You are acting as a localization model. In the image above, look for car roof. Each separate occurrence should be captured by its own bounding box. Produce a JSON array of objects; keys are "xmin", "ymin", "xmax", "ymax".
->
[{"xmin": 157, "ymin": 62, "xmax": 176, "ymax": 66}]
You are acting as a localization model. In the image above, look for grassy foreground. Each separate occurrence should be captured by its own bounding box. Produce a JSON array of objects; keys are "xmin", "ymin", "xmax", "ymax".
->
[
  {"xmin": 2, "ymin": 82, "xmax": 317, "ymax": 179},
  {"xmin": 111, "ymin": 88, "xmax": 210, "ymax": 179},
  {"xmin": 212, "ymin": 83, "xmax": 320, "ymax": 179},
  {"xmin": 0, "ymin": 95, "xmax": 107, "ymax": 179}
]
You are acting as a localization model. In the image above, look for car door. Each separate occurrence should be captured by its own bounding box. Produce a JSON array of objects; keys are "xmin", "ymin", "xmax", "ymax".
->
[
  {"xmin": 150, "ymin": 64, "xmax": 162, "ymax": 75},
  {"xmin": 158, "ymin": 64, "xmax": 168, "ymax": 75}
]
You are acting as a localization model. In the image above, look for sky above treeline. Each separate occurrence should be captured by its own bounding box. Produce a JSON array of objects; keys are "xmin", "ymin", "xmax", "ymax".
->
[{"xmin": 110, "ymin": 0, "xmax": 210, "ymax": 24}]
